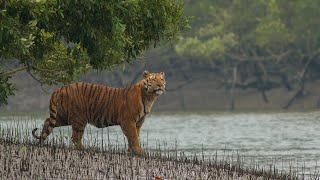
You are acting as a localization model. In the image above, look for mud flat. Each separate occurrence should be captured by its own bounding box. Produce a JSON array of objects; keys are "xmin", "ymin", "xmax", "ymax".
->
[{"xmin": 0, "ymin": 140, "xmax": 303, "ymax": 180}]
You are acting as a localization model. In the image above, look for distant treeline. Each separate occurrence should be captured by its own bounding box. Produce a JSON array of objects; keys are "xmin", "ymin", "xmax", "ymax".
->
[
  {"xmin": 2, "ymin": 0, "xmax": 320, "ymax": 111},
  {"xmin": 175, "ymin": 0, "xmax": 320, "ymax": 109},
  {"xmin": 115, "ymin": 0, "xmax": 320, "ymax": 110}
]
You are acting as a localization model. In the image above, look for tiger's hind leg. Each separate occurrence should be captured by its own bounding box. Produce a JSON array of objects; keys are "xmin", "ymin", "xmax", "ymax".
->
[
  {"xmin": 70, "ymin": 118, "xmax": 87, "ymax": 149},
  {"xmin": 71, "ymin": 128, "xmax": 85, "ymax": 150}
]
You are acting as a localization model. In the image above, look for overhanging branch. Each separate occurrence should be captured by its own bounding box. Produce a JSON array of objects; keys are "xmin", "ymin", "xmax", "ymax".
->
[{"xmin": 0, "ymin": 66, "xmax": 28, "ymax": 77}]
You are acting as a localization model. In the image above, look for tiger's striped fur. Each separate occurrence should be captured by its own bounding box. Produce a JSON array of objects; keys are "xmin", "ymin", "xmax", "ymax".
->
[{"xmin": 32, "ymin": 70, "xmax": 166, "ymax": 155}]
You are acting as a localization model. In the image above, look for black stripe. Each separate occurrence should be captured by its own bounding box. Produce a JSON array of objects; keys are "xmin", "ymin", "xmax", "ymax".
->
[
  {"xmin": 92, "ymin": 91, "xmax": 101, "ymax": 124},
  {"xmin": 99, "ymin": 87, "xmax": 110, "ymax": 127},
  {"xmin": 49, "ymin": 121, "xmax": 55, "ymax": 127},
  {"xmin": 83, "ymin": 83, "xmax": 88, "ymax": 95},
  {"xmin": 94, "ymin": 86, "xmax": 103, "ymax": 102},
  {"xmin": 100, "ymin": 87, "xmax": 109, "ymax": 106},
  {"xmin": 120, "ymin": 88, "xmax": 125, "ymax": 97},
  {"xmin": 69, "ymin": 84, "xmax": 75, "ymax": 97},
  {"xmin": 50, "ymin": 114, "xmax": 56, "ymax": 120},
  {"xmin": 88, "ymin": 85, "xmax": 96, "ymax": 118},
  {"xmin": 78, "ymin": 83, "xmax": 86, "ymax": 111},
  {"xmin": 96, "ymin": 116, "xmax": 102, "ymax": 128},
  {"xmin": 105, "ymin": 88, "xmax": 115, "ymax": 125},
  {"xmin": 70, "ymin": 85, "xmax": 82, "ymax": 113},
  {"xmin": 109, "ymin": 88, "xmax": 119, "ymax": 124},
  {"xmin": 85, "ymin": 84, "xmax": 94, "ymax": 121},
  {"xmin": 64, "ymin": 86, "xmax": 68, "ymax": 98},
  {"xmin": 50, "ymin": 106, "xmax": 56, "ymax": 114},
  {"xmin": 71, "ymin": 84, "xmax": 79, "ymax": 106},
  {"xmin": 75, "ymin": 83, "xmax": 80, "ymax": 95},
  {"xmin": 94, "ymin": 87, "xmax": 105, "ymax": 112},
  {"xmin": 91, "ymin": 86, "xmax": 103, "ymax": 121},
  {"xmin": 92, "ymin": 104, "xmax": 100, "ymax": 123},
  {"xmin": 93, "ymin": 87, "xmax": 103, "ymax": 113},
  {"xmin": 60, "ymin": 87, "xmax": 67, "ymax": 113},
  {"xmin": 88, "ymin": 84, "xmax": 94, "ymax": 99},
  {"xmin": 82, "ymin": 84, "xmax": 89, "ymax": 120},
  {"xmin": 60, "ymin": 92, "xmax": 65, "ymax": 112},
  {"xmin": 87, "ymin": 84, "xmax": 95, "ymax": 121},
  {"xmin": 61, "ymin": 86, "xmax": 69, "ymax": 115},
  {"xmin": 89, "ymin": 85, "xmax": 101, "ymax": 118},
  {"xmin": 91, "ymin": 85, "xmax": 98, "ymax": 98}
]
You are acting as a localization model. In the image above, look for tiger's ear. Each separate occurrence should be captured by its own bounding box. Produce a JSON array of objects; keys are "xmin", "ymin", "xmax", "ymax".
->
[
  {"xmin": 143, "ymin": 70, "xmax": 150, "ymax": 78},
  {"xmin": 160, "ymin": 72, "xmax": 165, "ymax": 76}
]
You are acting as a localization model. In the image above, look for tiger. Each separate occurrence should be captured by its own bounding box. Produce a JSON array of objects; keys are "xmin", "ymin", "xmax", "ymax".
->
[{"xmin": 32, "ymin": 70, "xmax": 166, "ymax": 155}]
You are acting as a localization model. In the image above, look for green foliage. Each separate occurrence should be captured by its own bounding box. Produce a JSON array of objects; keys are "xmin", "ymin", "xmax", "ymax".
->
[
  {"xmin": 0, "ymin": 76, "xmax": 15, "ymax": 106},
  {"xmin": 0, "ymin": 0, "xmax": 187, "ymax": 105},
  {"xmin": 176, "ymin": 5, "xmax": 237, "ymax": 59},
  {"xmin": 177, "ymin": 0, "xmax": 320, "ymax": 61},
  {"xmin": 175, "ymin": 0, "xmax": 320, "ymax": 102},
  {"xmin": 253, "ymin": 0, "xmax": 295, "ymax": 48},
  {"xmin": 175, "ymin": 33, "xmax": 237, "ymax": 59},
  {"xmin": 34, "ymin": 42, "xmax": 90, "ymax": 85}
]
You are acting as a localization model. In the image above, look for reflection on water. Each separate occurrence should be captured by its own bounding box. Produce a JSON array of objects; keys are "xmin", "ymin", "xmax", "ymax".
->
[{"xmin": 1, "ymin": 111, "xmax": 320, "ymax": 175}]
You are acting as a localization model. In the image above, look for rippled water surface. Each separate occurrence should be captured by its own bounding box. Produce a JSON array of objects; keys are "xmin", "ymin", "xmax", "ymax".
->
[{"xmin": 1, "ymin": 111, "xmax": 320, "ymax": 175}]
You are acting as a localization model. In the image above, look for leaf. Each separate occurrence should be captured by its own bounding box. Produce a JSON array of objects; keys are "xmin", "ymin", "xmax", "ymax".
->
[{"xmin": 28, "ymin": 20, "xmax": 38, "ymax": 27}]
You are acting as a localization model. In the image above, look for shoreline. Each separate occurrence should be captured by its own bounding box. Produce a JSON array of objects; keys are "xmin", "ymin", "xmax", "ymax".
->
[{"xmin": 0, "ymin": 141, "xmax": 295, "ymax": 180}]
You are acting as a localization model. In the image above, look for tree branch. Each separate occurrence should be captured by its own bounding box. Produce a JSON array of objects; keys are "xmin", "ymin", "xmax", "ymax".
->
[
  {"xmin": 0, "ymin": 66, "xmax": 28, "ymax": 77},
  {"xmin": 225, "ymin": 50, "xmax": 291, "ymax": 62}
]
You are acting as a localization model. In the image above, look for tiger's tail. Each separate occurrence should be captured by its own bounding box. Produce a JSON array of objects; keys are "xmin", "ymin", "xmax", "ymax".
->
[
  {"xmin": 32, "ymin": 128, "xmax": 41, "ymax": 139},
  {"xmin": 32, "ymin": 92, "xmax": 59, "ymax": 142}
]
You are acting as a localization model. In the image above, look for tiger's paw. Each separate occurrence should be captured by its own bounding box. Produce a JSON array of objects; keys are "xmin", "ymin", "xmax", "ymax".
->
[
  {"xmin": 128, "ymin": 147, "xmax": 145, "ymax": 156},
  {"xmin": 73, "ymin": 141, "xmax": 86, "ymax": 150}
]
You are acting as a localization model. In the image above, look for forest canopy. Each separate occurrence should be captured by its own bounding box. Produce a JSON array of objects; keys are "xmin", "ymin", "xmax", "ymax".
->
[
  {"xmin": 176, "ymin": 0, "xmax": 320, "ymax": 109},
  {"xmin": 0, "ymin": 0, "xmax": 187, "ymax": 105}
]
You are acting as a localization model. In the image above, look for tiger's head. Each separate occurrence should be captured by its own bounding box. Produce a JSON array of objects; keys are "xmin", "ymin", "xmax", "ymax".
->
[{"xmin": 143, "ymin": 70, "xmax": 166, "ymax": 95}]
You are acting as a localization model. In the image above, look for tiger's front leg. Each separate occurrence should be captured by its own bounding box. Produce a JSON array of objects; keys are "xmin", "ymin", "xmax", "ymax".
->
[
  {"xmin": 136, "ymin": 116, "xmax": 146, "ymax": 137},
  {"xmin": 120, "ymin": 120, "xmax": 143, "ymax": 155}
]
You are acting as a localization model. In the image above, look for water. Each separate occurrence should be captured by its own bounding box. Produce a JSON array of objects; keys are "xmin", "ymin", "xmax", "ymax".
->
[{"xmin": 1, "ymin": 111, "xmax": 320, "ymax": 176}]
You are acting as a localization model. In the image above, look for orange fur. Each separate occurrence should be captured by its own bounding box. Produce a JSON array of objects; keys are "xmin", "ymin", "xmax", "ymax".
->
[{"xmin": 32, "ymin": 71, "xmax": 166, "ymax": 155}]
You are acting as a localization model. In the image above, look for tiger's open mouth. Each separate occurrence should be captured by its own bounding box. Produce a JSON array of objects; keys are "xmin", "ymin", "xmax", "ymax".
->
[
  {"xmin": 153, "ymin": 88, "xmax": 164, "ymax": 95},
  {"xmin": 155, "ymin": 90, "xmax": 163, "ymax": 95}
]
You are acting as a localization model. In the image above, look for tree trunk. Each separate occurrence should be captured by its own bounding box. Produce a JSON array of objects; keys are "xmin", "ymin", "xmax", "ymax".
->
[
  {"xmin": 283, "ymin": 58, "xmax": 311, "ymax": 109},
  {"xmin": 283, "ymin": 80, "xmax": 305, "ymax": 109},
  {"xmin": 256, "ymin": 62, "xmax": 269, "ymax": 103},
  {"xmin": 230, "ymin": 66, "xmax": 238, "ymax": 111}
]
